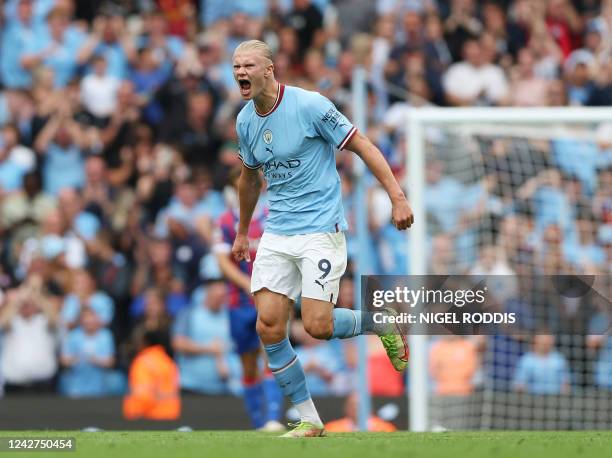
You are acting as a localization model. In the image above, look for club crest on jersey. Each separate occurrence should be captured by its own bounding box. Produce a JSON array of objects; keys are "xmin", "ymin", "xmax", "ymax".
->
[{"xmin": 263, "ymin": 129, "xmax": 273, "ymax": 144}]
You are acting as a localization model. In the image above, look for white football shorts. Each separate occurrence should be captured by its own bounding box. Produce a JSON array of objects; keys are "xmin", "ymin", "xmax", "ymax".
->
[{"xmin": 251, "ymin": 231, "xmax": 347, "ymax": 304}]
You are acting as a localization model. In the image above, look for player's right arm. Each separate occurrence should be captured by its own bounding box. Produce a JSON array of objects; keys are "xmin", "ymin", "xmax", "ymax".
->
[{"xmin": 233, "ymin": 165, "xmax": 262, "ymax": 262}]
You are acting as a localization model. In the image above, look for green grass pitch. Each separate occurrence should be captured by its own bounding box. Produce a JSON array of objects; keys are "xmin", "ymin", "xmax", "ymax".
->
[{"xmin": 1, "ymin": 431, "xmax": 612, "ymax": 458}]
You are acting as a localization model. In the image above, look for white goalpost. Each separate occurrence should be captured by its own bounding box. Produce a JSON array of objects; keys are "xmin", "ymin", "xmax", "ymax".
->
[{"xmin": 406, "ymin": 107, "xmax": 612, "ymax": 432}]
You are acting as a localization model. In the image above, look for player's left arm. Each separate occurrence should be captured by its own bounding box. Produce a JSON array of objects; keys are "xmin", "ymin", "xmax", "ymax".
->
[{"xmin": 346, "ymin": 131, "xmax": 414, "ymax": 230}]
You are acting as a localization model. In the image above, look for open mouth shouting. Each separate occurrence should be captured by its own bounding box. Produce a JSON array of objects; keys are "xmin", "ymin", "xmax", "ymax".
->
[{"xmin": 238, "ymin": 79, "xmax": 251, "ymax": 97}]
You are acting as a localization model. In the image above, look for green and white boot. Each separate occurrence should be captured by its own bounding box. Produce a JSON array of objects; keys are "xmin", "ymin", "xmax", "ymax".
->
[
  {"xmin": 280, "ymin": 421, "xmax": 326, "ymax": 438},
  {"xmin": 378, "ymin": 307, "xmax": 410, "ymax": 371}
]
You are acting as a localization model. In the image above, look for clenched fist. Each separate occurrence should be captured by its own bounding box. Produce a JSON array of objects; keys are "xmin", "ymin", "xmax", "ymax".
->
[{"xmin": 232, "ymin": 233, "xmax": 251, "ymax": 262}]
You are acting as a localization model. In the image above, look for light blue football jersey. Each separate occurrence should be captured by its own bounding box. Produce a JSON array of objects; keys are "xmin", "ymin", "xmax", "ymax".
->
[{"xmin": 236, "ymin": 84, "xmax": 356, "ymax": 235}]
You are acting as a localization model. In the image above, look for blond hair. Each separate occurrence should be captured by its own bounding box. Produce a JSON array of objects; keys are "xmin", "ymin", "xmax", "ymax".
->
[{"xmin": 233, "ymin": 40, "xmax": 273, "ymax": 64}]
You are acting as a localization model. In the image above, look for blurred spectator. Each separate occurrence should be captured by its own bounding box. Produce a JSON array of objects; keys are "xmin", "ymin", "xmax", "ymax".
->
[
  {"xmin": 592, "ymin": 166, "xmax": 612, "ymax": 224},
  {"xmin": 469, "ymin": 245, "xmax": 515, "ymax": 276},
  {"xmin": 98, "ymin": 81, "xmax": 141, "ymax": 171},
  {"xmin": 538, "ymin": 223, "xmax": 572, "ymax": 275},
  {"xmin": 564, "ymin": 50, "xmax": 595, "ymax": 106},
  {"xmin": 0, "ymin": 124, "xmax": 33, "ymax": 194},
  {"xmin": 0, "ymin": 276, "xmax": 58, "ymax": 393},
  {"xmin": 442, "ymin": 38, "xmax": 509, "ymax": 106},
  {"xmin": 424, "ymin": 13, "xmax": 452, "ymax": 76},
  {"xmin": 429, "ymin": 335, "xmax": 479, "ymax": 396},
  {"xmin": 162, "ymin": 91, "xmax": 221, "ymax": 167},
  {"xmin": 285, "ymin": 0, "xmax": 323, "ymax": 57},
  {"xmin": 34, "ymin": 109, "xmax": 87, "ymax": 196},
  {"xmin": 80, "ymin": 56, "xmax": 121, "ymax": 123},
  {"xmin": 509, "ymin": 49, "xmax": 549, "ymax": 107},
  {"xmin": 369, "ymin": 183, "xmax": 407, "ymax": 275},
  {"xmin": 587, "ymin": 302, "xmax": 612, "ymax": 390},
  {"xmin": 21, "ymin": 7, "xmax": 84, "ymax": 88},
  {"xmin": 157, "ymin": 0, "xmax": 196, "ymax": 38},
  {"xmin": 443, "ymin": 0, "xmax": 482, "ymax": 61},
  {"xmin": 482, "ymin": 1, "xmax": 527, "ymax": 59},
  {"xmin": 325, "ymin": 392, "xmax": 397, "ymax": 432},
  {"xmin": 513, "ymin": 333, "xmax": 571, "ymax": 395},
  {"xmin": 201, "ymin": 0, "xmax": 268, "ymax": 27},
  {"xmin": 139, "ymin": 11, "xmax": 186, "ymax": 64},
  {"xmin": 59, "ymin": 306, "xmax": 124, "ymax": 398},
  {"xmin": 124, "ymin": 287, "xmax": 172, "ymax": 361},
  {"xmin": 61, "ymin": 269, "xmax": 114, "ymax": 329},
  {"xmin": 0, "ymin": 171, "xmax": 56, "ymax": 232},
  {"xmin": 545, "ymin": 0, "xmax": 583, "ymax": 59},
  {"xmin": 546, "ymin": 79, "xmax": 569, "ymax": 106},
  {"xmin": 130, "ymin": 236, "xmax": 188, "ymax": 318},
  {"xmin": 171, "ymin": 279, "xmax": 237, "ymax": 395},
  {"xmin": 76, "ymin": 14, "xmax": 134, "ymax": 80},
  {"xmin": 129, "ymin": 46, "xmax": 173, "ymax": 125},
  {"xmin": 81, "ymin": 156, "xmax": 119, "ymax": 226},
  {"xmin": 17, "ymin": 206, "xmax": 86, "ymax": 276},
  {"xmin": 123, "ymin": 329, "xmax": 180, "ymax": 420},
  {"xmin": 564, "ymin": 209, "xmax": 606, "ymax": 271},
  {"xmin": 526, "ymin": 18, "xmax": 564, "ymax": 81},
  {"xmin": 424, "ymin": 160, "xmax": 465, "ymax": 233},
  {"xmin": 588, "ymin": 60, "xmax": 612, "ymax": 106},
  {"xmin": 3, "ymin": 0, "xmax": 56, "ymax": 29},
  {"xmin": 0, "ymin": 0, "xmax": 38, "ymax": 89},
  {"xmin": 429, "ymin": 234, "xmax": 458, "ymax": 275}
]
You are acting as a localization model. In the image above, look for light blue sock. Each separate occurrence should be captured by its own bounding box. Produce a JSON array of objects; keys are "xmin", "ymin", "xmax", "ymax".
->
[
  {"xmin": 264, "ymin": 338, "xmax": 310, "ymax": 405},
  {"xmin": 331, "ymin": 308, "xmax": 362, "ymax": 339}
]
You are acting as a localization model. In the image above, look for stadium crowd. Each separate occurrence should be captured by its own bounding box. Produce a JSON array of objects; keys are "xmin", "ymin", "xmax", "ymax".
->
[{"xmin": 0, "ymin": 0, "xmax": 610, "ymax": 402}]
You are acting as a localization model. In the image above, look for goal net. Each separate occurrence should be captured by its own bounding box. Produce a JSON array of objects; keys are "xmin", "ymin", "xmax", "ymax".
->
[{"xmin": 406, "ymin": 108, "xmax": 612, "ymax": 431}]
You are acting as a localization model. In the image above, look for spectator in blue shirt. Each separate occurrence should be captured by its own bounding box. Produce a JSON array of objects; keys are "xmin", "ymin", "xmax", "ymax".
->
[
  {"xmin": 3, "ymin": 0, "xmax": 55, "ymax": 30},
  {"xmin": 21, "ymin": 7, "xmax": 84, "ymax": 88},
  {"xmin": 563, "ymin": 210, "xmax": 606, "ymax": 271},
  {"xmin": 57, "ymin": 187, "xmax": 102, "ymax": 244},
  {"xmin": 0, "ymin": 128, "xmax": 30, "ymax": 194},
  {"xmin": 61, "ymin": 270, "xmax": 114, "ymax": 329},
  {"xmin": 201, "ymin": 0, "xmax": 268, "ymax": 26},
  {"xmin": 518, "ymin": 169, "xmax": 575, "ymax": 242},
  {"xmin": 552, "ymin": 138, "xmax": 601, "ymax": 197},
  {"xmin": 513, "ymin": 333, "xmax": 571, "ymax": 395},
  {"xmin": 59, "ymin": 307, "xmax": 122, "ymax": 398},
  {"xmin": 34, "ymin": 109, "xmax": 87, "ymax": 196},
  {"xmin": 0, "ymin": 0, "xmax": 38, "ymax": 89},
  {"xmin": 155, "ymin": 180, "xmax": 204, "ymax": 240},
  {"xmin": 129, "ymin": 46, "xmax": 173, "ymax": 125},
  {"xmin": 77, "ymin": 15, "xmax": 134, "ymax": 80},
  {"xmin": 171, "ymin": 279, "xmax": 239, "ymax": 395},
  {"xmin": 424, "ymin": 160, "xmax": 465, "ymax": 233},
  {"xmin": 130, "ymin": 237, "xmax": 189, "ymax": 318},
  {"xmin": 129, "ymin": 286, "xmax": 188, "ymax": 319},
  {"xmin": 138, "ymin": 12, "xmax": 185, "ymax": 64},
  {"xmin": 587, "ymin": 309, "xmax": 612, "ymax": 390}
]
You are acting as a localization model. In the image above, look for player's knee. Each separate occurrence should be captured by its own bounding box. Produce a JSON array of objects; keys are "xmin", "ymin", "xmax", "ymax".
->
[
  {"xmin": 304, "ymin": 318, "xmax": 333, "ymax": 340},
  {"xmin": 256, "ymin": 316, "xmax": 285, "ymax": 343}
]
